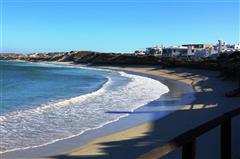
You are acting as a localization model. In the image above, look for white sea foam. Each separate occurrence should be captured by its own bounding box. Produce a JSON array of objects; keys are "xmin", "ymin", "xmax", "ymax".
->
[{"xmin": 0, "ymin": 68, "xmax": 169, "ymax": 154}]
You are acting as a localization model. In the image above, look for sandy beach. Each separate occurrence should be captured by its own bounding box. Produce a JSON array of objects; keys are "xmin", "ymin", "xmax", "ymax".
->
[
  {"xmin": 3, "ymin": 0, "xmax": 239, "ymax": 158},
  {"xmin": 2, "ymin": 65, "xmax": 240, "ymax": 159},
  {"xmin": 42, "ymin": 66, "xmax": 239, "ymax": 159}
]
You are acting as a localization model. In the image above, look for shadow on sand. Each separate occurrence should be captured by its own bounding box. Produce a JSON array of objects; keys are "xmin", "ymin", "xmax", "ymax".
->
[{"xmin": 47, "ymin": 67, "xmax": 240, "ymax": 159}]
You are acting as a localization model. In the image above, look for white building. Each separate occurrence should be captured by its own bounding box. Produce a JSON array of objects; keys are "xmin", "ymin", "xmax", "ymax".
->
[
  {"xmin": 214, "ymin": 40, "xmax": 240, "ymax": 53},
  {"xmin": 134, "ymin": 49, "xmax": 146, "ymax": 55},
  {"xmin": 217, "ymin": 40, "xmax": 229, "ymax": 53},
  {"xmin": 233, "ymin": 44, "xmax": 240, "ymax": 50},
  {"xmin": 182, "ymin": 44, "xmax": 215, "ymax": 58},
  {"xmin": 135, "ymin": 40, "xmax": 239, "ymax": 58},
  {"xmin": 145, "ymin": 46, "xmax": 163, "ymax": 56},
  {"xmin": 162, "ymin": 46, "xmax": 188, "ymax": 57},
  {"xmin": 225, "ymin": 43, "xmax": 240, "ymax": 52}
]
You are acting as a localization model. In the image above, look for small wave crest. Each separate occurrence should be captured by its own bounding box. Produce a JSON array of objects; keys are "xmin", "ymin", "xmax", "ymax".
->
[
  {"xmin": 0, "ymin": 77, "xmax": 111, "ymax": 123},
  {"xmin": 0, "ymin": 68, "xmax": 169, "ymax": 154}
]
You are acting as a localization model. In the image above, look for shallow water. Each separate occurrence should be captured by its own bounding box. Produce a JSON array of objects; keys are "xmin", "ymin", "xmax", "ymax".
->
[{"xmin": 0, "ymin": 61, "xmax": 169, "ymax": 154}]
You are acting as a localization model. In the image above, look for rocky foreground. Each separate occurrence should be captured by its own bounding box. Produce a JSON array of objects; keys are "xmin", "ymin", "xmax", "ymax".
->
[{"xmin": 1, "ymin": 50, "xmax": 240, "ymax": 96}]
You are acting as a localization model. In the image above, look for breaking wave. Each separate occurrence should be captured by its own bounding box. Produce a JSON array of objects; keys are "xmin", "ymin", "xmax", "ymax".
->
[{"xmin": 0, "ymin": 68, "xmax": 169, "ymax": 154}]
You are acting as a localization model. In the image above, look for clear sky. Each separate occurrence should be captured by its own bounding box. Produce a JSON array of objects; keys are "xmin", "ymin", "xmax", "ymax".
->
[{"xmin": 1, "ymin": 0, "xmax": 239, "ymax": 53}]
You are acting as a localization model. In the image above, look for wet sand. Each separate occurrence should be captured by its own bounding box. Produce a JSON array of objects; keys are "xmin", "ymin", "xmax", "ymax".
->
[
  {"xmin": 48, "ymin": 66, "xmax": 240, "ymax": 159},
  {"xmin": 2, "ymin": 65, "xmax": 240, "ymax": 159}
]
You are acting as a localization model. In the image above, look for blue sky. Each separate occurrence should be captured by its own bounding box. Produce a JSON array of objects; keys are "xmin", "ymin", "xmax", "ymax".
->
[{"xmin": 1, "ymin": 0, "xmax": 239, "ymax": 53}]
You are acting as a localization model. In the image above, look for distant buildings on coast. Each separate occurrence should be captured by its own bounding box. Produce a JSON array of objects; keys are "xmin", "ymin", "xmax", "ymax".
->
[{"xmin": 134, "ymin": 40, "xmax": 240, "ymax": 58}]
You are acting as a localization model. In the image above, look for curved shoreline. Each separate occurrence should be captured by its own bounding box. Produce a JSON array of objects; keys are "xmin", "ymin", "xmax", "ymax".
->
[
  {"xmin": 1, "ymin": 63, "xmax": 169, "ymax": 154},
  {"xmin": 1, "ymin": 65, "xmax": 195, "ymax": 159},
  {"xmin": 62, "ymin": 66, "xmax": 239, "ymax": 159},
  {"xmin": 4, "ymin": 65, "xmax": 239, "ymax": 159}
]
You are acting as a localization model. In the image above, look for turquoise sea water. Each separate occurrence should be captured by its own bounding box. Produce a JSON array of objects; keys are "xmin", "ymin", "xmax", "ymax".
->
[
  {"xmin": 0, "ymin": 61, "xmax": 169, "ymax": 154},
  {"xmin": 1, "ymin": 61, "xmax": 108, "ymax": 114}
]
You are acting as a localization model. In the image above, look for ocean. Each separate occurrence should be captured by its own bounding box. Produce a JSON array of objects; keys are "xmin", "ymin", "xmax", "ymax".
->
[{"xmin": 0, "ymin": 60, "xmax": 169, "ymax": 154}]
